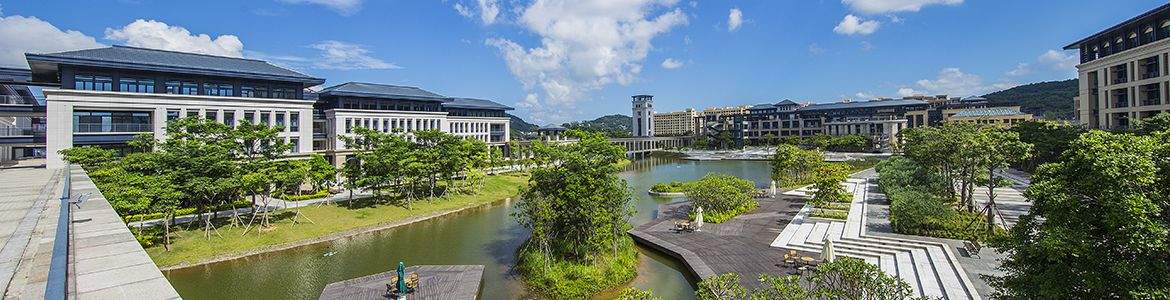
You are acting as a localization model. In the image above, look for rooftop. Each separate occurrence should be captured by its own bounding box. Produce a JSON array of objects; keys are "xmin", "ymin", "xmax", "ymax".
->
[
  {"xmin": 799, "ymin": 99, "xmax": 928, "ymax": 111},
  {"xmin": 442, "ymin": 97, "xmax": 514, "ymax": 111},
  {"xmin": 318, "ymin": 82, "xmax": 448, "ymax": 102},
  {"xmin": 1063, "ymin": 2, "xmax": 1170, "ymax": 50},
  {"xmin": 951, "ymin": 107, "xmax": 1028, "ymax": 118},
  {"xmin": 26, "ymin": 45, "xmax": 324, "ymax": 86}
]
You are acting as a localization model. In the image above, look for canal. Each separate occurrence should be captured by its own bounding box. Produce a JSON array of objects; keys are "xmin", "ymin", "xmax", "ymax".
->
[{"xmin": 163, "ymin": 157, "xmax": 774, "ymax": 299}]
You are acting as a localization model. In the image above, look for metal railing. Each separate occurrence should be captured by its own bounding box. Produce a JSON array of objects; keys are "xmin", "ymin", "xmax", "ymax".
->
[
  {"xmin": 45, "ymin": 165, "xmax": 72, "ymax": 299},
  {"xmin": 0, "ymin": 126, "xmax": 45, "ymax": 136},
  {"xmin": 74, "ymin": 123, "xmax": 153, "ymax": 133}
]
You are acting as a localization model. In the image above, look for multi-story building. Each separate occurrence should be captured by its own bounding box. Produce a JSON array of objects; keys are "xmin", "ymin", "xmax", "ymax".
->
[
  {"xmin": 1066, "ymin": 2, "xmax": 1170, "ymax": 129},
  {"xmin": 652, "ymin": 108, "xmax": 697, "ymax": 136},
  {"xmin": 631, "ymin": 95, "xmax": 654, "ymax": 137},
  {"xmin": 18, "ymin": 45, "xmax": 512, "ymax": 169},
  {"xmin": 905, "ymin": 96, "xmax": 1033, "ymax": 127},
  {"xmin": 0, "ymin": 68, "xmax": 45, "ymax": 164},
  {"xmin": 946, "ymin": 107, "xmax": 1033, "ymax": 126}
]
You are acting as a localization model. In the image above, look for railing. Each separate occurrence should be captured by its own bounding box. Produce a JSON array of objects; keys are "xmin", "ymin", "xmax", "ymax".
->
[
  {"xmin": 0, "ymin": 126, "xmax": 44, "ymax": 136},
  {"xmin": 74, "ymin": 123, "xmax": 153, "ymax": 133},
  {"xmin": 0, "ymin": 95, "xmax": 38, "ymax": 105},
  {"xmin": 45, "ymin": 165, "xmax": 72, "ymax": 299}
]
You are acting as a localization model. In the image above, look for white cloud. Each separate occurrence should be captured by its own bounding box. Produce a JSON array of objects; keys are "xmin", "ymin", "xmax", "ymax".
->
[
  {"xmin": 478, "ymin": 0, "xmax": 501, "ymax": 25},
  {"xmin": 808, "ymin": 43, "xmax": 826, "ymax": 55},
  {"xmin": 842, "ymin": 0, "xmax": 963, "ymax": 14},
  {"xmin": 454, "ymin": 3, "xmax": 474, "ymax": 18},
  {"xmin": 1038, "ymin": 49, "xmax": 1077, "ymax": 71},
  {"xmin": 105, "ymin": 20, "xmax": 243, "ymax": 57},
  {"xmin": 308, "ymin": 40, "xmax": 399, "ymax": 70},
  {"xmin": 904, "ymin": 67, "xmax": 1016, "ymax": 97},
  {"xmin": 486, "ymin": 0, "xmax": 688, "ymax": 124},
  {"xmin": 860, "ymin": 41, "xmax": 874, "ymax": 51},
  {"xmin": 0, "ymin": 15, "xmax": 103, "ymax": 67},
  {"xmin": 1006, "ymin": 62, "xmax": 1031, "ymax": 76},
  {"xmin": 728, "ymin": 8, "xmax": 743, "ymax": 32},
  {"xmin": 661, "ymin": 58, "xmax": 683, "ymax": 69},
  {"xmin": 834, "ymin": 15, "xmax": 880, "ymax": 35},
  {"xmin": 277, "ymin": 0, "xmax": 363, "ymax": 15}
]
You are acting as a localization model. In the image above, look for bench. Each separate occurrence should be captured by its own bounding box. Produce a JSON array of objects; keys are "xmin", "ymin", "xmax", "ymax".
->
[
  {"xmin": 387, "ymin": 273, "xmax": 420, "ymax": 294},
  {"xmin": 963, "ymin": 240, "xmax": 982, "ymax": 258}
]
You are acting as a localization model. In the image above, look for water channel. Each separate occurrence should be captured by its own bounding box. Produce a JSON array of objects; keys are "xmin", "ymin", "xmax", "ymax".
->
[{"xmin": 164, "ymin": 157, "xmax": 774, "ymax": 299}]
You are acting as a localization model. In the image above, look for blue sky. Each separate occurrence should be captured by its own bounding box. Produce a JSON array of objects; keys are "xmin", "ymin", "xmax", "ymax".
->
[{"xmin": 0, "ymin": 0, "xmax": 1165, "ymax": 124}]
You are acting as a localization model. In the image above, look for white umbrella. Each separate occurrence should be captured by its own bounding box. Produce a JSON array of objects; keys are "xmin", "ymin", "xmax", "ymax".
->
[
  {"xmin": 821, "ymin": 238, "xmax": 836, "ymax": 263},
  {"xmin": 694, "ymin": 206, "xmax": 704, "ymax": 231}
]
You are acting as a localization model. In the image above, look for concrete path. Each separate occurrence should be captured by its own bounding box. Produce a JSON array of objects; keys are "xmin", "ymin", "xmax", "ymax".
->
[{"xmin": 0, "ymin": 168, "xmax": 63, "ymax": 299}]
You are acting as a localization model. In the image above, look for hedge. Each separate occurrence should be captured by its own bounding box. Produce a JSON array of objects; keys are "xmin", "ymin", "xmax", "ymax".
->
[{"xmin": 121, "ymin": 199, "xmax": 252, "ymax": 223}]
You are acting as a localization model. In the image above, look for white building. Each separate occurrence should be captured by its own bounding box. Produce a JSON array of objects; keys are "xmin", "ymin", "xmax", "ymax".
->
[{"xmin": 631, "ymin": 94, "xmax": 654, "ymax": 137}]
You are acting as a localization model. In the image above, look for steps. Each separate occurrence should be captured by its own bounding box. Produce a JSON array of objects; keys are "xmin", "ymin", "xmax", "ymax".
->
[{"xmin": 771, "ymin": 179, "xmax": 981, "ymax": 300}]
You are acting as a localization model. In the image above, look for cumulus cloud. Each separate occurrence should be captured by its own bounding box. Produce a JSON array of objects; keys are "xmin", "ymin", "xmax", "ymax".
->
[
  {"xmin": 486, "ymin": 0, "xmax": 688, "ymax": 124},
  {"xmin": 728, "ymin": 8, "xmax": 743, "ymax": 32},
  {"xmin": 0, "ymin": 15, "xmax": 102, "ymax": 67},
  {"xmin": 308, "ymin": 40, "xmax": 399, "ymax": 70},
  {"xmin": 834, "ymin": 15, "xmax": 879, "ymax": 35},
  {"xmin": 902, "ymin": 67, "xmax": 1016, "ymax": 97},
  {"xmin": 105, "ymin": 20, "xmax": 243, "ymax": 57},
  {"xmin": 1037, "ymin": 49, "xmax": 1077, "ymax": 71},
  {"xmin": 277, "ymin": 0, "xmax": 363, "ymax": 15},
  {"xmin": 842, "ymin": 0, "xmax": 963, "ymax": 14},
  {"xmin": 661, "ymin": 58, "xmax": 683, "ymax": 69}
]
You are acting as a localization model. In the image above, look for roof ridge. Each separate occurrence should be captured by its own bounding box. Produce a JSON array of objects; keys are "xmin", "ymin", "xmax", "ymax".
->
[{"xmin": 110, "ymin": 45, "xmax": 267, "ymax": 62}]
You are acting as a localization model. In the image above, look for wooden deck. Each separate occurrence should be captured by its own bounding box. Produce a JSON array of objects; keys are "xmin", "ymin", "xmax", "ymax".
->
[
  {"xmin": 319, "ymin": 265, "xmax": 484, "ymax": 300},
  {"xmin": 628, "ymin": 196, "xmax": 814, "ymax": 288}
]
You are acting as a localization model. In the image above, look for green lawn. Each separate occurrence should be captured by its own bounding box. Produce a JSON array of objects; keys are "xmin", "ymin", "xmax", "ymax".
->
[{"xmin": 146, "ymin": 173, "xmax": 530, "ymax": 268}]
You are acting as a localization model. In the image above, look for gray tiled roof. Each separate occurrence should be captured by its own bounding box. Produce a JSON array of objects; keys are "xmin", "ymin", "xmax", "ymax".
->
[
  {"xmin": 799, "ymin": 99, "xmax": 927, "ymax": 111},
  {"xmin": 26, "ymin": 46, "xmax": 323, "ymax": 85},
  {"xmin": 443, "ymin": 97, "xmax": 514, "ymax": 110},
  {"xmin": 951, "ymin": 107, "xmax": 1028, "ymax": 118},
  {"xmin": 775, "ymin": 99, "xmax": 798, "ymax": 106},
  {"xmin": 318, "ymin": 82, "xmax": 447, "ymax": 101}
]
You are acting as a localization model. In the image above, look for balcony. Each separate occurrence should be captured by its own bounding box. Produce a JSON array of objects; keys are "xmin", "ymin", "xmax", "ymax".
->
[
  {"xmin": 0, "ymin": 126, "xmax": 44, "ymax": 136},
  {"xmin": 74, "ymin": 123, "xmax": 153, "ymax": 133}
]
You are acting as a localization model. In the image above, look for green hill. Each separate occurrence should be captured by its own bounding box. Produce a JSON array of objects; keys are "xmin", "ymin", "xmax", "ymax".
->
[
  {"xmin": 981, "ymin": 79, "xmax": 1077, "ymax": 120},
  {"xmin": 509, "ymin": 114, "xmax": 539, "ymax": 139},
  {"xmin": 563, "ymin": 114, "xmax": 632, "ymax": 138}
]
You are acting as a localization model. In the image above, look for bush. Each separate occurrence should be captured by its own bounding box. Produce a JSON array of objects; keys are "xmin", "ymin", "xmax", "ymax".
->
[
  {"xmin": 649, "ymin": 181, "xmax": 690, "ymax": 193},
  {"xmin": 887, "ymin": 189, "xmax": 999, "ymax": 241},
  {"xmin": 516, "ymin": 237, "xmax": 638, "ymax": 300},
  {"xmin": 685, "ymin": 173, "xmax": 759, "ymax": 223},
  {"xmin": 616, "ymin": 288, "xmax": 661, "ymax": 300},
  {"xmin": 120, "ymin": 199, "xmax": 252, "ymax": 223}
]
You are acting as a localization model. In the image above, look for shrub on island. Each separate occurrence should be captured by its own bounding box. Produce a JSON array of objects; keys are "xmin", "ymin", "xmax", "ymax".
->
[{"xmin": 685, "ymin": 173, "xmax": 759, "ymax": 223}]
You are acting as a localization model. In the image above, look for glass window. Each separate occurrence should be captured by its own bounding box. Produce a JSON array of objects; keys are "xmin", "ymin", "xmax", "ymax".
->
[
  {"xmin": 74, "ymin": 75, "xmax": 112, "ymax": 91},
  {"xmin": 260, "ymin": 112, "xmax": 270, "ymax": 126},
  {"xmin": 345, "ymin": 119, "xmax": 352, "ymax": 133},
  {"xmin": 240, "ymin": 86, "xmax": 255, "ymax": 98},
  {"xmin": 187, "ymin": 110, "xmax": 199, "ymax": 118},
  {"xmin": 73, "ymin": 111, "xmax": 151, "ymax": 133},
  {"xmin": 224, "ymin": 111, "xmax": 235, "ymax": 127},
  {"xmin": 119, "ymin": 77, "xmax": 155, "ymax": 93},
  {"xmin": 203, "ymin": 83, "xmax": 234, "ymax": 97},
  {"xmin": 275, "ymin": 112, "xmax": 286, "ymax": 129},
  {"xmin": 166, "ymin": 110, "xmax": 180, "ymax": 122},
  {"xmin": 244, "ymin": 111, "xmax": 255, "ymax": 124},
  {"xmin": 182, "ymin": 81, "xmax": 199, "ymax": 95},
  {"xmin": 254, "ymin": 86, "xmax": 270, "ymax": 98},
  {"xmin": 290, "ymin": 112, "xmax": 300, "ymax": 132},
  {"xmin": 290, "ymin": 138, "xmax": 300, "ymax": 153},
  {"xmin": 206, "ymin": 110, "xmax": 217, "ymax": 121}
]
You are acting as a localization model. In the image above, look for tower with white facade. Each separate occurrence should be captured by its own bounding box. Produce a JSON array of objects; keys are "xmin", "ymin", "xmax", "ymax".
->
[{"xmin": 632, "ymin": 95, "xmax": 654, "ymax": 137}]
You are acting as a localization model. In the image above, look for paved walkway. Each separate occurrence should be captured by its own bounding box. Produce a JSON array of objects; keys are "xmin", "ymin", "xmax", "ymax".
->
[
  {"xmin": 0, "ymin": 168, "xmax": 63, "ymax": 299},
  {"xmin": 319, "ymin": 265, "xmax": 484, "ymax": 300},
  {"xmin": 628, "ymin": 194, "xmax": 811, "ymax": 288},
  {"xmin": 68, "ymin": 167, "xmax": 180, "ymax": 299},
  {"xmin": 772, "ymin": 170, "xmax": 982, "ymax": 299}
]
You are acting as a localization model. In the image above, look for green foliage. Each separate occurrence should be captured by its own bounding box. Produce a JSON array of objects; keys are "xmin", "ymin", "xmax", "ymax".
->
[
  {"xmin": 562, "ymin": 114, "xmax": 633, "ymax": 138},
  {"xmin": 769, "ymin": 144, "xmax": 824, "ymax": 187},
  {"xmin": 695, "ymin": 258, "xmax": 922, "ymax": 300},
  {"xmin": 616, "ymin": 287, "xmax": 661, "ymax": 300},
  {"xmin": 341, "ymin": 128, "xmax": 489, "ymax": 204},
  {"xmin": 121, "ymin": 199, "xmax": 252, "ymax": 223},
  {"xmin": 1009, "ymin": 120, "xmax": 1085, "ymax": 172},
  {"xmin": 513, "ymin": 130, "xmax": 637, "ymax": 298},
  {"xmin": 988, "ymin": 129, "xmax": 1170, "ymax": 299},
  {"xmin": 1132, "ymin": 111, "xmax": 1170, "ymax": 135},
  {"xmin": 810, "ymin": 209, "xmax": 848, "ymax": 220},
  {"xmin": 649, "ymin": 181, "xmax": 690, "ymax": 193},
  {"xmin": 696, "ymin": 273, "xmax": 748, "ymax": 300},
  {"xmin": 274, "ymin": 189, "xmax": 330, "ymax": 201},
  {"xmin": 59, "ymin": 146, "xmax": 118, "ymax": 170},
  {"xmin": 982, "ymin": 79, "xmax": 1077, "ymax": 120},
  {"xmin": 685, "ymin": 173, "xmax": 759, "ymax": 223},
  {"xmin": 878, "ymin": 156, "xmax": 1002, "ymax": 242},
  {"xmin": 811, "ymin": 164, "xmax": 850, "ymax": 206}
]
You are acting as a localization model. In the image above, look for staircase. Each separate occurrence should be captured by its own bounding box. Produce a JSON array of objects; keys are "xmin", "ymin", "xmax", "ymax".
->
[{"xmin": 772, "ymin": 179, "xmax": 982, "ymax": 300}]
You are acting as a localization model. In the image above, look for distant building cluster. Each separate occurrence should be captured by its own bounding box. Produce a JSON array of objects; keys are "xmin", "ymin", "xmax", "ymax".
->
[{"xmin": 634, "ymin": 93, "xmax": 1031, "ymax": 150}]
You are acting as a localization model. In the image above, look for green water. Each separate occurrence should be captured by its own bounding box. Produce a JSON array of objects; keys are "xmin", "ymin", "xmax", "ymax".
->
[{"xmin": 163, "ymin": 157, "xmax": 773, "ymax": 299}]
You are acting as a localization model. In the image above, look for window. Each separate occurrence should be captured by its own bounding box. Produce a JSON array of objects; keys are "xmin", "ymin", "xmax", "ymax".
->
[
  {"xmin": 240, "ymin": 86, "xmax": 255, "ymax": 98},
  {"xmin": 203, "ymin": 83, "xmax": 234, "ymax": 96},
  {"xmin": 346, "ymin": 119, "xmax": 353, "ymax": 133},
  {"xmin": 224, "ymin": 111, "xmax": 235, "ymax": 127},
  {"xmin": 73, "ymin": 111, "xmax": 151, "ymax": 133},
  {"xmin": 271, "ymin": 87, "xmax": 296, "ymax": 99},
  {"xmin": 260, "ymin": 112, "xmax": 270, "ymax": 126},
  {"xmin": 275, "ymin": 112, "xmax": 286, "ymax": 129},
  {"xmin": 165, "ymin": 80, "xmax": 199, "ymax": 95},
  {"xmin": 166, "ymin": 110, "xmax": 180, "ymax": 122},
  {"xmin": 187, "ymin": 110, "xmax": 199, "ymax": 118},
  {"xmin": 290, "ymin": 138, "xmax": 300, "ymax": 153},
  {"xmin": 206, "ymin": 110, "xmax": 217, "ymax": 121},
  {"xmin": 119, "ymin": 78, "xmax": 155, "ymax": 93},
  {"xmin": 289, "ymin": 112, "xmax": 300, "ymax": 132},
  {"xmin": 253, "ymin": 86, "xmax": 270, "ymax": 98},
  {"xmin": 244, "ymin": 111, "xmax": 256, "ymax": 124},
  {"xmin": 74, "ymin": 75, "xmax": 112, "ymax": 91}
]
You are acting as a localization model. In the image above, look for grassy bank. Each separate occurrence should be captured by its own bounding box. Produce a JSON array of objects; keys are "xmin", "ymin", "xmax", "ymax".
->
[
  {"xmin": 146, "ymin": 173, "xmax": 529, "ymax": 269},
  {"xmin": 516, "ymin": 237, "xmax": 639, "ymax": 299}
]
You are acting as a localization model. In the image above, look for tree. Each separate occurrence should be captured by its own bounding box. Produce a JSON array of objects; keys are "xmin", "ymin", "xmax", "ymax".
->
[
  {"xmin": 988, "ymin": 130, "xmax": 1170, "ymax": 299},
  {"xmin": 1131, "ymin": 111, "xmax": 1170, "ymax": 135},
  {"xmin": 1010, "ymin": 120, "xmax": 1084, "ymax": 172},
  {"xmin": 811, "ymin": 164, "xmax": 850, "ymax": 206},
  {"xmin": 971, "ymin": 127, "xmax": 1031, "ymax": 231},
  {"xmin": 753, "ymin": 274, "xmax": 807, "ymax": 300},
  {"xmin": 153, "ymin": 118, "xmax": 245, "ymax": 238},
  {"xmin": 808, "ymin": 258, "xmax": 919, "ymax": 300},
  {"xmin": 684, "ymin": 173, "xmax": 758, "ymax": 223},
  {"xmin": 58, "ymin": 146, "xmax": 117, "ymax": 170},
  {"xmin": 717, "ymin": 130, "xmax": 733, "ymax": 150},
  {"xmin": 696, "ymin": 273, "xmax": 748, "ymax": 300},
  {"xmin": 762, "ymin": 133, "xmax": 777, "ymax": 147},
  {"xmin": 769, "ymin": 144, "xmax": 823, "ymax": 188}
]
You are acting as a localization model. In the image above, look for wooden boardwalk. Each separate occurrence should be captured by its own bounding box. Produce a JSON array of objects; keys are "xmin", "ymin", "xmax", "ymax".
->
[
  {"xmin": 319, "ymin": 265, "xmax": 484, "ymax": 300},
  {"xmin": 628, "ymin": 196, "xmax": 814, "ymax": 288}
]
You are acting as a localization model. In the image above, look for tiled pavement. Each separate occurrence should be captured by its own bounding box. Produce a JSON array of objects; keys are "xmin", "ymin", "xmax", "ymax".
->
[{"xmin": 0, "ymin": 168, "xmax": 63, "ymax": 299}]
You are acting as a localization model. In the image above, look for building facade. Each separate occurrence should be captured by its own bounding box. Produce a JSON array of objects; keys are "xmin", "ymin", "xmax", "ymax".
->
[
  {"xmin": 631, "ymin": 95, "xmax": 654, "ymax": 137},
  {"xmin": 1067, "ymin": 3, "xmax": 1170, "ymax": 129},
  {"xmin": 20, "ymin": 46, "xmax": 513, "ymax": 169},
  {"xmin": 652, "ymin": 108, "xmax": 697, "ymax": 136}
]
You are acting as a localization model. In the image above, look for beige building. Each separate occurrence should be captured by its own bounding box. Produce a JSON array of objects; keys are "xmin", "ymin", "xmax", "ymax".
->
[
  {"xmin": 1066, "ymin": 3, "xmax": 1170, "ymax": 129},
  {"xmin": 653, "ymin": 108, "xmax": 697, "ymax": 136}
]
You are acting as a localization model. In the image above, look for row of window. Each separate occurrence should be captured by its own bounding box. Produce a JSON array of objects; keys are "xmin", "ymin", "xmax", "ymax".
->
[
  {"xmin": 73, "ymin": 111, "xmax": 152, "ymax": 133},
  {"xmin": 343, "ymin": 117, "xmax": 441, "ymax": 134},
  {"xmin": 164, "ymin": 109, "xmax": 300, "ymax": 132},
  {"xmin": 1084, "ymin": 21, "xmax": 1170, "ymax": 62},
  {"xmin": 73, "ymin": 74, "xmax": 300, "ymax": 99}
]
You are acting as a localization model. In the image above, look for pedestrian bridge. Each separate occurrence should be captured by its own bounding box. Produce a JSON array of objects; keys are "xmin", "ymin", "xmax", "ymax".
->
[{"xmin": 609, "ymin": 136, "xmax": 693, "ymax": 158}]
